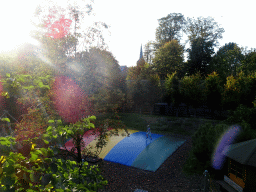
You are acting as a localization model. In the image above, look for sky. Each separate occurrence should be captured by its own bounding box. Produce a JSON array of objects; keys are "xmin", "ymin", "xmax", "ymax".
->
[{"xmin": 0, "ymin": 0, "xmax": 255, "ymax": 67}]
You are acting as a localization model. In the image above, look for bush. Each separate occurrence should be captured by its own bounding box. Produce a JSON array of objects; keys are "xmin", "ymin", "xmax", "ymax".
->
[
  {"xmin": 183, "ymin": 123, "xmax": 230, "ymax": 176},
  {"xmin": 226, "ymin": 104, "xmax": 256, "ymax": 130},
  {"xmin": 184, "ymin": 119, "xmax": 256, "ymax": 178},
  {"xmin": 232, "ymin": 122, "xmax": 256, "ymax": 144}
]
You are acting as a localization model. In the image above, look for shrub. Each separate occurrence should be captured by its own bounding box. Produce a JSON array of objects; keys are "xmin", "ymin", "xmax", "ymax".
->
[
  {"xmin": 232, "ymin": 122, "xmax": 256, "ymax": 144},
  {"xmin": 184, "ymin": 123, "xmax": 230, "ymax": 176},
  {"xmin": 226, "ymin": 104, "xmax": 256, "ymax": 130},
  {"xmin": 0, "ymin": 117, "xmax": 109, "ymax": 192}
]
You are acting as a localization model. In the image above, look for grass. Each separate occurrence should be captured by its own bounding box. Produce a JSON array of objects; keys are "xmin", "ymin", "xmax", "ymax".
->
[
  {"xmin": 119, "ymin": 113, "xmax": 222, "ymax": 137},
  {"xmin": 119, "ymin": 113, "xmax": 147, "ymax": 131}
]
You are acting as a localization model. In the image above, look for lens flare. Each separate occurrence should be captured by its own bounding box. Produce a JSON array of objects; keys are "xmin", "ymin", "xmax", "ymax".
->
[
  {"xmin": 212, "ymin": 125, "xmax": 241, "ymax": 170},
  {"xmin": 0, "ymin": 75, "xmax": 6, "ymax": 114},
  {"xmin": 51, "ymin": 75, "xmax": 92, "ymax": 124}
]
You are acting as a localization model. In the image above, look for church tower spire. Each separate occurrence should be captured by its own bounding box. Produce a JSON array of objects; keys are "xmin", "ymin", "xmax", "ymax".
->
[
  {"xmin": 137, "ymin": 44, "xmax": 145, "ymax": 68},
  {"xmin": 139, "ymin": 44, "xmax": 143, "ymax": 59}
]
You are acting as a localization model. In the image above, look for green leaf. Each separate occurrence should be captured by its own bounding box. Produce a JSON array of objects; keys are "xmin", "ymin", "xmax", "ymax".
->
[
  {"xmin": 41, "ymin": 174, "xmax": 52, "ymax": 186},
  {"xmin": 35, "ymin": 149, "xmax": 43, "ymax": 155},
  {"xmin": 38, "ymin": 81, "xmax": 44, "ymax": 88},
  {"xmin": 1, "ymin": 92, "xmax": 8, "ymax": 97},
  {"xmin": 48, "ymin": 120, "xmax": 54, "ymax": 123},
  {"xmin": 30, "ymin": 153, "xmax": 38, "ymax": 161},
  {"xmin": 23, "ymin": 85, "xmax": 34, "ymax": 90},
  {"xmin": 43, "ymin": 139, "xmax": 49, "ymax": 144},
  {"xmin": 22, "ymin": 74, "xmax": 32, "ymax": 78},
  {"xmin": 6, "ymin": 73, "xmax": 10, "ymax": 78},
  {"xmin": 1, "ymin": 176, "xmax": 15, "ymax": 186},
  {"xmin": 30, "ymin": 173, "xmax": 35, "ymax": 182},
  {"xmin": 4, "ymin": 165, "xmax": 15, "ymax": 175},
  {"xmin": 17, "ymin": 77, "xmax": 25, "ymax": 82},
  {"xmin": 50, "ymin": 163, "xmax": 58, "ymax": 173},
  {"xmin": 63, "ymin": 172, "xmax": 69, "ymax": 179},
  {"xmin": 89, "ymin": 116, "xmax": 96, "ymax": 121},
  {"xmin": 27, "ymin": 189, "xmax": 35, "ymax": 192},
  {"xmin": 46, "ymin": 126, "xmax": 53, "ymax": 132},
  {"xmin": 1, "ymin": 118, "xmax": 10, "ymax": 122},
  {"xmin": 40, "ymin": 148, "xmax": 48, "ymax": 156},
  {"xmin": 56, "ymin": 120, "xmax": 62, "ymax": 124}
]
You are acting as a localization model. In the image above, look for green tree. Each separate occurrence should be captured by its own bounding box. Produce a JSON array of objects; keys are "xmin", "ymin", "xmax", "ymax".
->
[
  {"xmin": 0, "ymin": 70, "xmax": 112, "ymax": 191},
  {"xmin": 209, "ymin": 42, "xmax": 244, "ymax": 80},
  {"xmin": 143, "ymin": 41, "xmax": 155, "ymax": 64},
  {"xmin": 186, "ymin": 37, "xmax": 214, "ymax": 76},
  {"xmin": 75, "ymin": 48, "xmax": 125, "ymax": 114},
  {"xmin": 164, "ymin": 71, "xmax": 182, "ymax": 105},
  {"xmin": 126, "ymin": 56, "xmax": 147, "ymax": 81},
  {"xmin": 126, "ymin": 61, "xmax": 162, "ymax": 113},
  {"xmin": 185, "ymin": 16, "xmax": 224, "ymax": 76},
  {"xmin": 204, "ymin": 71, "xmax": 223, "ymax": 117},
  {"xmin": 185, "ymin": 16, "xmax": 224, "ymax": 46},
  {"xmin": 33, "ymin": 4, "xmax": 109, "ymax": 75},
  {"xmin": 155, "ymin": 13, "xmax": 186, "ymax": 48},
  {"xmin": 236, "ymin": 71, "xmax": 256, "ymax": 107},
  {"xmin": 0, "ymin": 117, "xmax": 109, "ymax": 192},
  {"xmin": 126, "ymin": 66, "xmax": 140, "ymax": 81},
  {"xmin": 128, "ymin": 78, "xmax": 161, "ymax": 112},
  {"xmin": 152, "ymin": 40, "xmax": 184, "ymax": 80},
  {"xmin": 76, "ymin": 48, "xmax": 122, "ymax": 94},
  {"xmin": 179, "ymin": 72, "xmax": 206, "ymax": 111},
  {"xmin": 221, "ymin": 72, "xmax": 256, "ymax": 110},
  {"xmin": 239, "ymin": 49, "xmax": 256, "ymax": 75}
]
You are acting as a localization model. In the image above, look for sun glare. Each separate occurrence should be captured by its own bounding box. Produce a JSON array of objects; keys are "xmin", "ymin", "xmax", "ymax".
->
[{"xmin": 0, "ymin": 1, "xmax": 38, "ymax": 55}]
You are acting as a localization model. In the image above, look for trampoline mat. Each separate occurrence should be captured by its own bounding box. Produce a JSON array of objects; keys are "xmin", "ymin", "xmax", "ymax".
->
[{"xmin": 64, "ymin": 129, "xmax": 186, "ymax": 172}]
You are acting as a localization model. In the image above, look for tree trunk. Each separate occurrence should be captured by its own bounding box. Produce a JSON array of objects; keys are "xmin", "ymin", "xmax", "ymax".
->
[{"xmin": 75, "ymin": 136, "xmax": 82, "ymax": 164}]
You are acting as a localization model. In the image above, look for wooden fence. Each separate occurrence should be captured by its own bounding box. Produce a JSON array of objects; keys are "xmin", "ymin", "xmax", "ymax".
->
[{"xmin": 120, "ymin": 103, "xmax": 228, "ymax": 120}]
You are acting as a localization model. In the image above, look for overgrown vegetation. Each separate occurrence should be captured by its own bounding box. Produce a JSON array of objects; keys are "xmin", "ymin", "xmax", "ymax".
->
[
  {"xmin": 0, "ymin": 3, "xmax": 127, "ymax": 191},
  {"xmin": 182, "ymin": 112, "xmax": 256, "ymax": 180}
]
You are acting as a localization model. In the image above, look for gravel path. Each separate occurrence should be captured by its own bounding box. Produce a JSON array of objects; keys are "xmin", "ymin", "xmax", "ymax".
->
[{"xmin": 96, "ymin": 133, "xmax": 209, "ymax": 192}]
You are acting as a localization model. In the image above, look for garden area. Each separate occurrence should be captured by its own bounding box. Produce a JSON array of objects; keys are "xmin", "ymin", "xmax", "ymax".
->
[
  {"xmin": 1, "ymin": 70, "xmax": 256, "ymax": 192},
  {"xmin": 1, "ymin": 2, "xmax": 256, "ymax": 191},
  {"xmin": 96, "ymin": 112, "xmax": 256, "ymax": 191}
]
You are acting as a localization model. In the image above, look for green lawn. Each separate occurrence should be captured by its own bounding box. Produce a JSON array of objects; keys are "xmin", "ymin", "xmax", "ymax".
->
[{"xmin": 119, "ymin": 113, "xmax": 223, "ymax": 136}]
